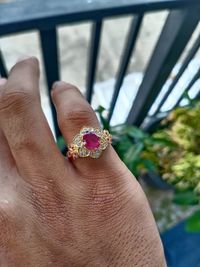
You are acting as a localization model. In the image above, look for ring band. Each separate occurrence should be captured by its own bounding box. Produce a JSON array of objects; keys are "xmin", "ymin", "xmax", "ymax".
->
[{"xmin": 67, "ymin": 127, "xmax": 112, "ymax": 159}]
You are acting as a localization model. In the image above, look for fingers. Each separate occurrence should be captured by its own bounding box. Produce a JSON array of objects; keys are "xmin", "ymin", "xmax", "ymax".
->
[
  {"xmin": 51, "ymin": 81, "xmax": 123, "ymax": 176},
  {"xmin": 0, "ymin": 58, "xmax": 65, "ymax": 182},
  {"xmin": 0, "ymin": 78, "xmax": 7, "ymax": 85},
  {"xmin": 52, "ymin": 81, "xmax": 100, "ymax": 139},
  {"xmin": 0, "ymin": 124, "xmax": 13, "ymax": 170},
  {"xmin": 0, "ymin": 78, "xmax": 15, "ymax": 171}
]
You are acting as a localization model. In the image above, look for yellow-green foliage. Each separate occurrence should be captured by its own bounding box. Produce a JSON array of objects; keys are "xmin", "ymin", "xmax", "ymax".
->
[
  {"xmin": 145, "ymin": 101, "xmax": 200, "ymax": 193},
  {"xmin": 172, "ymin": 153, "xmax": 200, "ymax": 190},
  {"xmin": 169, "ymin": 103, "xmax": 200, "ymax": 153}
]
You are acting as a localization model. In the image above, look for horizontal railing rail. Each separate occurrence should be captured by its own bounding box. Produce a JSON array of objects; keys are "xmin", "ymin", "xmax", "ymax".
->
[
  {"xmin": 0, "ymin": 0, "xmax": 200, "ymax": 137},
  {"xmin": 0, "ymin": 0, "xmax": 200, "ymax": 35}
]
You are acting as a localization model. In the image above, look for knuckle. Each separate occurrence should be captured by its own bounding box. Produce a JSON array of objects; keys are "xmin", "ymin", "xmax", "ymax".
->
[
  {"xmin": 91, "ymin": 186, "xmax": 118, "ymax": 207},
  {"xmin": 82, "ymin": 172, "xmax": 141, "ymax": 221},
  {"xmin": 0, "ymin": 209, "xmax": 8, "ymax": 228},
  {"xmin": 28, "ymin": 185, "xmax": 69, "ymax": 228},
  {"xmin": 0, "ymin": 88, "xmax": 34, "ymax": 114},
  {"xmin": 26, "ymin": 177, "xmax": 63, "ymax": 213},
  {"xmin": 86, "ymin": 179, "xmax": 123, "ymax": 211},
  {"xmin": 60, "ymin": 105, "xmax": 95, "ymax": 128},
  {"xmin": 0, "ymin": 204, "xmax": 15, "ymax": 247},
  {"xmin": 9, "ymin": 133, "xmax": 36, "ymax": 152}
]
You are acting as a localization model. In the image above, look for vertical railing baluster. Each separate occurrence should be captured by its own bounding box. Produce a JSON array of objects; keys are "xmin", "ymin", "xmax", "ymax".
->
[
  {"xmin": 196, "ymin": 90, "xmax": 200, "ymax": 99},
  {"xmin": 108, "ymin": 14, "xmax": 143, "ymax": 122},
  {"xmin": 174, "ymin": 66, "xmax": 200, "ymax": 108},
  {"xmin": 153, "ymin": 34, "xmax": 200, "ymax": 115},
  {"xmin": 0, "ymin": 50, "xmax": 8, "ymax": 78},
  {"xmin": 126, "ymin": 7, "xmax": 200, "ymax": 126},
  {"xmin": 39, "ymin": 28, "xmax": 61, "ymax": 138},
  {"xmin": 86, "ymin": 20, "xmax": 102, "ymax": 103}
]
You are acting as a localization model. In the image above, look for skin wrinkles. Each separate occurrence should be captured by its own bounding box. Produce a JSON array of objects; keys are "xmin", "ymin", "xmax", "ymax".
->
[{"xmin": 0, "ymin": 58, "xmax": 166, "ymax": 267}]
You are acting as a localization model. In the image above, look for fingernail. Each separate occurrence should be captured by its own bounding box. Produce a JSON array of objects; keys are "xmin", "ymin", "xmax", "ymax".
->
[
  {"xmin": 51, "ymin": 81, "xmax": 60, "ymax": 98},
  {"xmin": 0, "ymin": 78, "xmax": 7, "ymax": 86},
  {"xmin": 16, "ymin": 55, "xmax": 32, "ymax": 63},
  {"xmin": 52, "ymin": 81, "xmax": 64, "ymax": 90}
]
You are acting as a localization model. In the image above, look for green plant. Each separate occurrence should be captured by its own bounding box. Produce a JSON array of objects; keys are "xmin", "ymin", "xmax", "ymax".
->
[
  {"xmin": 57, "ymin": 101, "xmax": 200, "ymax": 232},
  {"xmin": 96, "ymin": 101, "xmax": 200, "ymax": 232},
  {"xmin": 57, "ymin": 105, "xmax": 170, "ymax": 176},
  {"xmin": 144, "ymin": 100, "xmax": 200, "ymax": 232},
  {"xmin": 96, "ymin": 106, "xmax": 172, "ymax": 177},
  {"xmin": 148, "ymin": 102, "xmax": 200, "ymax": 189}
]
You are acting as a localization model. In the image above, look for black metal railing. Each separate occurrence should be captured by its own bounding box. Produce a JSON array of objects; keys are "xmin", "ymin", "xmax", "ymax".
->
[{"xmin": 0, "ymin": 0, "xmax": 200, "ymax": 138}]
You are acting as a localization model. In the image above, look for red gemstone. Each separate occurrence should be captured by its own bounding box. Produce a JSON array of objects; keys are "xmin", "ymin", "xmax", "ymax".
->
[{"xmin": 83, "ymin": 132, "xmax": 100, "ymax": 150}]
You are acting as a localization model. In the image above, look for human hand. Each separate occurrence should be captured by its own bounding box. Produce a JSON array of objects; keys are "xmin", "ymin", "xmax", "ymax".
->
[{"xmin": 0, "ymin": 57, "xmax": 166, "ymax": 267}]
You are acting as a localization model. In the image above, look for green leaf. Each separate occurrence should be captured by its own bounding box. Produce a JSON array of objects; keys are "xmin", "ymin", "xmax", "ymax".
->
[
  {"xmin": 100, "ymin": 115, "xmax": 110, "ymax": 130},
  {"xmin": 124, "ymin": 142, "xmax": 144, "ymax": 164},
  {"xmin": 182, "ymin": 91, "xmax": 192, "ymax": 102},
  {"xmin": 124, "ymin": 145, "xmax": 136, "ymax": 164},
  {"xmin": 111, "ymin": 125, "xmax": 146, "ymax": 139},
  {"xmin": 111, "ymin": 124, "xmax": 129, "ymax": 135},
  {"xmin": 186, "ymin": 210, "xmax": 200, "ymax": 233},
  {"xmin": 141, "ymin": 159, "xmax": 158, "ymax": 173},
  {"xmin": 145, "ymin": 137, "xmax": 175, "ymax": 147},
  {"xmin": 128, "ymin": 127, "xmax": 148, "ymax": 139},
  {"xmin": 95, "ymin": 105, "xmax": 106, "ymax": 114},
  {"xmin": 114, "ymin": 137, "xmax": 133, "ymax": 159},
  {"xmin": 173, "ymin": 190, "xmax": 199, "ymax": 206},
  {"xmin": 130, "ymin": 157, "xmax": 142, "ymax": 176},
  {"xmin": 57, "ymin": 136, "xmax": 66, "ymax": 150},
  {"xmin": 95, "ymin": 106, "xmax": 110, "ymax": 130}
]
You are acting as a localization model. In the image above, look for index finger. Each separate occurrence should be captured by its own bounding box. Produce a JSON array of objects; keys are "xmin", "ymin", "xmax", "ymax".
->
[{"xmin": 0, "ymin": 58, "xmax": 66, "ymax": 184}]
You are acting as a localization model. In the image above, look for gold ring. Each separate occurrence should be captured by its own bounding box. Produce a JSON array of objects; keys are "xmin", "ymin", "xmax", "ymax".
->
[{"xmin": 67, "ymin": 127, "xmax": 112, "ymax": 160}]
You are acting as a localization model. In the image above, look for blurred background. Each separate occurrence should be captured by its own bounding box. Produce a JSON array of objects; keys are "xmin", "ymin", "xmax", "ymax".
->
[{"xmin": 0, "ymin": 0, "xmax": 200, "ymax": 266}]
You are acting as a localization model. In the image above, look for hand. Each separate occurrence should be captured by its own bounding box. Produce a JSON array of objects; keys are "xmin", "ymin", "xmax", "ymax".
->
[{"xmin": 0, "ymin": 57, "xmax": 166, "ymax": 267}]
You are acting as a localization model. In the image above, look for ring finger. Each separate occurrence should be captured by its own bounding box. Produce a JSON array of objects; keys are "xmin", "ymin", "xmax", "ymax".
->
[{"xmin": 51, "ymin": 81, "xmax": 123, "ymax": 176}]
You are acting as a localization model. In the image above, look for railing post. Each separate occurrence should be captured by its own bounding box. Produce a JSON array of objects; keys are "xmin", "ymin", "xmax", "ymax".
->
[
  {"xmin": 174, "ymin": 66, "xmax": 200, "ymax": 108},
  {"xmin": 153, "ymin": 34, "xmax": 200, "ymax": 115},
  {"xmin": 0, "ymin": 50, "xmax": 7, "ymax": 78},
  {"xmin": 39, "ymin": 28, "xmax": 61, "ymax": 138},
  {"xmin": 86, "ymin": 20, "xmax": 102, "ymax": 103},
  {"xmin": 108, "ymin": 14, "xmax": 143, "ymax": 122},
  {"xmin": 126, "ymin": 6, "xmax": 200, "ymax": 126}
]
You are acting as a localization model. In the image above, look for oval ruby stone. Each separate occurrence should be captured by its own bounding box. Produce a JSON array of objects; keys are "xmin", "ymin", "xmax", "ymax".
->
[{"xmin": 83, "ymin": 132, "xmax": 100, "ymax": 150}]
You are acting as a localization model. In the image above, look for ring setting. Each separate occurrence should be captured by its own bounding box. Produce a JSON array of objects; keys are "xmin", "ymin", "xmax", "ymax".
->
[{"xmin": 67, "ymin": 127, "xmax": 112, "ymax": 159}]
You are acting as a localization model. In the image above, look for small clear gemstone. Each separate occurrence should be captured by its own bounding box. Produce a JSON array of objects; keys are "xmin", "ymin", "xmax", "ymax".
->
[
  {"xmin": 100, "ymin": 137, "xmax": 108, "ymax": 150},
  {"xmin": 83, "ymin": 132, "xmax": 100, "ymax": 150},
  {"xmin": 94, "ymin": 128, "xmax": 103, "ymax": 137},
  {"xmin": 73, "ymin": 134, "xmax": 83, "ymax": 147},
  {"xmin": 90, "ymin": 149, "xmax": 102, "ymax": 158},
  {"xmin": 78, "ymin": 147, "xmax": 90, "ymax": 157},
  {"xmin": 80, "ymin": 127, "xmax": 93, "ymax": 135}
]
